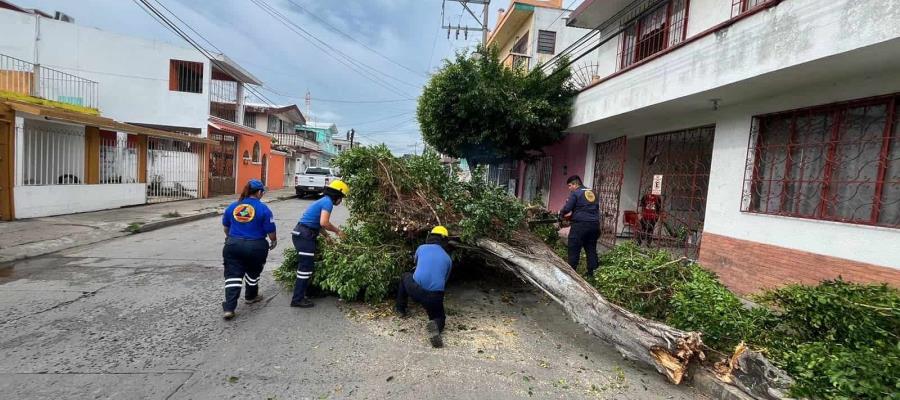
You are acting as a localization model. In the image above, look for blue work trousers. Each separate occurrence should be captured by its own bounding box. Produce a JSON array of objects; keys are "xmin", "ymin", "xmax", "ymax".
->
[
  {"xmin": 290, "ymin": 223, "xmax": 319, "ymax": 304},
  {"xmin": 222, "ymin": 237, "xmax": 268, "ymax": 312},
  {"xmin": 568, "ymin": 221, "xmax": 599, "ymax": 276}
]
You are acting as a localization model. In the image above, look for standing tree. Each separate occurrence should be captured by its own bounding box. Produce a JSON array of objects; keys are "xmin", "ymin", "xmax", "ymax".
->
[{"xmin": 417, "ymin": 45, "xmax": 577, "ymax": 165}]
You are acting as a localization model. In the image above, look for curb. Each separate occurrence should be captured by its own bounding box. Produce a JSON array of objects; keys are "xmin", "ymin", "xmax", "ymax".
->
[{"xmin": 132, "ymin": 211, "xmax": 220, "ymax": 233}]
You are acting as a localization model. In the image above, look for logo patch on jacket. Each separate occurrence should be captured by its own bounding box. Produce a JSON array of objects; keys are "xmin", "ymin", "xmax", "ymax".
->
[
  {"xmin": 233, "ymin": 204, "xmax": 256, "ymax": 223},
  {"xmin": 584, "ymin": 190, "xmax": 596, "ymax": 203}
]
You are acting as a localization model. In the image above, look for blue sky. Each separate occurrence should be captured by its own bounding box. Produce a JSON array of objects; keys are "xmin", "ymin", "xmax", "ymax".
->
[{"xmin": 15, "ymin": 0, "xmax": 580, "ymax": 154}]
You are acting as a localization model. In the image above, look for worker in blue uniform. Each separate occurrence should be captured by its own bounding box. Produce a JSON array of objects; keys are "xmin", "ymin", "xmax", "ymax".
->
[
  {"xmin": 394, "ymin": 226, "xmax": 453, "ymax": 348},
  {"xmin": 221, "ymin": 179, "xmax": 277, "ymax": 320},
  {"xmin": 290, "ymin": 180, "xmax": 349, "ymax": 308},
  {"xmin": 559, "ymin": 175, "xmax": 601, "ymax": 276}
]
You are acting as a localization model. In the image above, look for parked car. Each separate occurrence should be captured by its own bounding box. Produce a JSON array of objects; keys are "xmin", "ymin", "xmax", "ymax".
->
[{"xmin": 294, "ymin": 166, "xmax": 337, "ymax": 198}]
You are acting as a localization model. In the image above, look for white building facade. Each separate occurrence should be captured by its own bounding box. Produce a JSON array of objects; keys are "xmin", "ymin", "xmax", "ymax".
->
[{"xmin": 562, "ymin": 0, "xmax": 900, "ymax": 293}]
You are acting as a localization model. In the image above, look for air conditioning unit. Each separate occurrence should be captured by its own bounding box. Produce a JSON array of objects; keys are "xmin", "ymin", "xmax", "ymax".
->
[{"xmin": 54, "ymin": 11, "xmax": 74, "ymax": 23}]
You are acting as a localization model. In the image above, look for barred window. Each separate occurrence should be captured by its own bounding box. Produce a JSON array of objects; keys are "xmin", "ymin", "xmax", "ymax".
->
[
  {"xmin": 619, "ymin": 0, "xmax": 687, "ymax": 70},
  {"xmin": 252, "ymin": 141, "xmax": 261, "ymax": 163},
  {"xmin": 169, "ymin": 60, "xmax": 203, "ymax": 93},
  {"xmin": 731, "ymin": 0, "xmax": 774, "ymax": 17},
  {"xmin": 243, "ymin": 112, "xmax": 256, "ymax": 129},
  {"xmin": 537, "ymin": 30, "xmax": 556, "ymax": 54},
  {"xmin": 741, "ymin": 96, "xmax": 900, "ymax": 228},
  {"xmin": 21, "ymin": 119, "xmax": 85, "ymax": 186}
]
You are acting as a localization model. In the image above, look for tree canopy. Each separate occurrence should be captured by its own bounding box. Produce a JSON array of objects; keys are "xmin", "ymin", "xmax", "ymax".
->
[{"xmin": 416, "ymin": 45, "xmax": 578, "ymax": 165}]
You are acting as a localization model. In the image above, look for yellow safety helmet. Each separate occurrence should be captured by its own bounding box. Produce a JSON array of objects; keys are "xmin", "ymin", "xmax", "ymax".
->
[
  {"xmin": 327, "ymin": 179, "xmax": 349, "ymax": 197},
  {"xmin": 430, "ymin": 225, "xmax": 449, "ymax": 237}
]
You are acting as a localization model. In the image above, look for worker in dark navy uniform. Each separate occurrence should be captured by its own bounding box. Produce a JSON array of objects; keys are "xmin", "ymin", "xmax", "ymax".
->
[
  {"xmin": 221, "ymin": 179, "xmax": 277, "ymax": 320},
  {"xmin": 290, "ymin": 180, "xmax": 349, "ymax": 308},
  {"xmin": 394, "ymin": 226, "xmax": 453, "ymax": 348},
  {"xmin": 559, "ymin": 175, "xmax": 601, "ymax": 276}
]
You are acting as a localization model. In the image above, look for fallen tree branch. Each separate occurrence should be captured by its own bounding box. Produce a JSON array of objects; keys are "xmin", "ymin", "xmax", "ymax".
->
[{"xmin": 475, "ymin": 236, "xmax": 704, "ymax": 384}]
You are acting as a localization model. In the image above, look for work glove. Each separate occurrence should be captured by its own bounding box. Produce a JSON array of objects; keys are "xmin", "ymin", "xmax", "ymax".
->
[{"xmin": 268, "ymin": 239, "xmax": 278, "ymax": 250}]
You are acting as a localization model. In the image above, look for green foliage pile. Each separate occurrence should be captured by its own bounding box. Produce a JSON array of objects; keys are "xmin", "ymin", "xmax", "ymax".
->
[
  {"xmin": 274, "ymin": 145, "xmax": 527, "ymax": 302},
  {"xmin": 590, "ymin": 242, "xmax": 900, "ymax": 399},
  {"xmin": 417, "ymin": 45, "xmax": 577, "ymax": 165}
]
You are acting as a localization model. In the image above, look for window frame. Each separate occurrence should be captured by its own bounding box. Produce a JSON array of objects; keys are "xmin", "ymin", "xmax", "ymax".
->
[
  {"xmin": 537, "ymin": 30, "xmax": 557, "ymax": 55},
  {"xmin": 731, "ymin": 0, "xmax": 772, "ymax": 18},
  {"xmin": 251, "ymin": 141, "xmax": 261, "ymax": 163},
  {"xmin": 618, "ymin": 0, "xmax": 689, "ymax": 70},
  {"xmin": 168, "ymin": 59, "xmax": 204, "ymax": 94},
  {"xmin": 741, "ymin": 94, "xmax": 900, "ymax": 229}
]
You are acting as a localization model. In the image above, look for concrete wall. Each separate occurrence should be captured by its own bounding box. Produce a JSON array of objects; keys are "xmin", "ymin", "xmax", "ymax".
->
[
  {"xmin": 0, "ymin": 9, "xmax": 210, "ymax": 135},
  {"xmin": 570, "ymin": 0, "xmax": 900, "ymax": 128},
  {"xmin": 704, "ymin": 70, "xmax": 900, "ymax": 270},
  {"xmin": 685, "ymin": 0, "xmax": 732, "ymax": 37},
  {"xmin": 544, "ymin": 133, "xmax": 588, "ymax": 211},
  {"xmin": 14, "ymin": 183, "xmax": 145, "ymax": 218}
]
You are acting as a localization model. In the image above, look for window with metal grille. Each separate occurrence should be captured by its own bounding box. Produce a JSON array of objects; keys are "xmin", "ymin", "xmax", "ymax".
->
[
  {"xmin": 741, "ymin": 95, "xmax": 900, "ymax": 228},
  {"xmin": 537, "ymin": 30, "xmax": 556, "ymax": 54},
  {"xmin": 731, "ymin": 0, "xmax": 772, "ymax": 17},
  {"xmin": 618, "ymin": 0, "xmax": 688, "ymax": 70},
  {"xmin": 20, "ymin": 119, "xmax": 85, "ymax": 186},
  {"xmin": 252, "ymin": 141, "xmax": 261, "ymax": 163},
  {"xmin": 169, "ymin": 60, "xmax": 203, "ymax": 93},
  {"xmin": 267, "ymin": 115, "xmax": 278, "ymax": 133},
  {"xmin": 243, "ymin": 112, "xmax": 256, "ymax": 129}
]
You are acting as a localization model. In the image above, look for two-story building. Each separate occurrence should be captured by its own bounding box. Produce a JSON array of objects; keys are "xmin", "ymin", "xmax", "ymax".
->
[
  {"xmin": 486, "ymin": 0, "xmax": 594, "ymax": 209},
  {"xmin": 560, "ymin": 0, "xmax": 900, "ymax": 292},
  {"xmin": 297, "ymin": 122, "xmax": 339, "ymax": 167},
  {"xmin": 0, "ymin": 4, "xmax": 218, "ymax": 217},
  {"xmin": 244, "ymin": 102, "xmax": 311, "ymax": 189}
]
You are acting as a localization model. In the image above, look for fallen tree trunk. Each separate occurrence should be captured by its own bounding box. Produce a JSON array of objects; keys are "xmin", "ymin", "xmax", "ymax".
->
[{"xmin": 475, "ymin": 236, "xmax": 704, "ymax": 385}]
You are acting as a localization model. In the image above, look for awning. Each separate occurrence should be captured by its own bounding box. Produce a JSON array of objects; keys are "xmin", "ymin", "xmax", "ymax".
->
[
  {"xmin": 208, "ymin": 117, "xmax": 271, "ymax": 138},
  {"xmin": 3, "ymin": 100, "xmax": 216, "ymax": 144}
]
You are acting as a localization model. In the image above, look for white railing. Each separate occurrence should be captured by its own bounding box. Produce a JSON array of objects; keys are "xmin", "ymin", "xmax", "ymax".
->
[
  {"xmin": 100, "ymin": 134, "xmax": 139, "ymax": 184},
  {"xmin": 20, "ymin": 119, "xmax": 86, "ymax": 186},
  {"xmin": 1, "ymin": 53, "xmax": 99, "ymax": 109}
]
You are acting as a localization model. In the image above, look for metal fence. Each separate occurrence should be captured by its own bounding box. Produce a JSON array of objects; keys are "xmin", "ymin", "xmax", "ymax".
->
[
  {"xmin": 593, "ymin": 136, "xmax": 628, "ymax": 247},
  {"xmin": 146, "ymin": 137, "xmax": 202, "ymax": 203},
  {"xmin": 0, "ymin": 53, "xmax": 99, "ymax": 109},
  {"xmin": 487, "ymin": 161, "xmax": 518, "ymax": 195},
  {"xmin": 20, "ymin": 119, "xmax": 85, "ymax": 186},
  {"xmin": 210, "ymin": 79, "xmax": 238, "ymax": 122},
  {"xmin": 99, "ymin": 134, "xmax": 139, "ymax": 184}
]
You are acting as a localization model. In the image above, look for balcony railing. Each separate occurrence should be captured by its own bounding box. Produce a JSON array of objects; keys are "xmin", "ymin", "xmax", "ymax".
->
[
  {"xmin": 273, "ymin": 132, "xmax": 319, "ymax": 152},
  {"xmin": 502, "ymin": 52, "xmax": 532, "ymax": 70},
  {"xmin": 210, "ymin": 78, "xmax": 238, "ymax": 122},
  {"xmin": 0, "ymin": 53, "xmax": 99, "ymax": 110}
]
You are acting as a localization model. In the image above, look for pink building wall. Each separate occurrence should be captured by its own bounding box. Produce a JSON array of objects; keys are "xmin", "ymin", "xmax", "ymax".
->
[{"xmin": 515, "ymin": 133, "xmax": 589, "ymax": 212}]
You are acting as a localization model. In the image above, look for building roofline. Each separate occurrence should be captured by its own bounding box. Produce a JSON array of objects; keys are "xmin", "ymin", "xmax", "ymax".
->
[{"xmin": 210, "ymin": 54, "xmax": 263, "ymax": 85}]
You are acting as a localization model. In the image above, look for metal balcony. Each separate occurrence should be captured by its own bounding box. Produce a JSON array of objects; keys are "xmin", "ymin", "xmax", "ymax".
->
[
  {"xmin": 502, "ymin": 52, "xmax": 532, "ymax": 70},
  {"xmin": 0, "ymin": 53, "xmax": 99, "ymax": 110}
]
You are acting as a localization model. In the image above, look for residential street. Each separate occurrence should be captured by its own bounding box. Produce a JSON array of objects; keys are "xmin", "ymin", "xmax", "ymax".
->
[{"xmin": 0, "ymin": 198, "xmax": 702, "ymax": 400}]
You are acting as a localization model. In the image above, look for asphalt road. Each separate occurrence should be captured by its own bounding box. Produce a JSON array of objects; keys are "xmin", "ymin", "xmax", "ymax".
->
[{"xmin": 0, "ymin": 197, "xmax": 702, "ymax": 399}]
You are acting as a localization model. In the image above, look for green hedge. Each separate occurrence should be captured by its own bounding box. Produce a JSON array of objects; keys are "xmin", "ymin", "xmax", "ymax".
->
[{"xmin": 585, "ymin": 242, "xmax": 899, "ymax": 400}]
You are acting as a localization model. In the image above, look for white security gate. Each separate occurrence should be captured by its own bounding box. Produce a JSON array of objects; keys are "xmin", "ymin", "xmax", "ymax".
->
[{"xmin": 146, "ymin": 137, "xmax": 202, "ymax": 203}]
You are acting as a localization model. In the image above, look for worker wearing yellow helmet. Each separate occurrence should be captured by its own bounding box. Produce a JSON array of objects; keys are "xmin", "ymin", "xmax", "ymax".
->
[
  {"xmin": 290, "ymin": 179, "xmax": 349, "ymax": 308},
  {"xmin": 395, "ymin": 225, "xmax": 453, "ymax": 348}
]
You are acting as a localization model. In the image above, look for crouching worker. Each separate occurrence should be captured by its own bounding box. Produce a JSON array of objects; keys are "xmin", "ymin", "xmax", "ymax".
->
[
  {"xmin": 290, "ymin": 180, "xmax": 349, "ymax": 308},
  {"xmin": 221, "ymin": 179, "xmax": 277, "ymax": 320},
  {"xmin": 395, "ymin": 226, "xmax": 453, "ymax": 348}
]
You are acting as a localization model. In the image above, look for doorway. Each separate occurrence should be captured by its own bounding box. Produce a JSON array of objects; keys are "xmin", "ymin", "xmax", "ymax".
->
[
  {"xmin": 260, "ymin": 154, "xmax": 268, "ymax": 186},
  {"xmin": 592, "ymin": 136, "xmax": 628, "ymax": 248},
  {"xmin": 0, "ymin": 120, "xmax": 12, "ymax": 220},
  {"xmin": 208, "ymin": 130, "xmax": 237, "ymax": 197}
]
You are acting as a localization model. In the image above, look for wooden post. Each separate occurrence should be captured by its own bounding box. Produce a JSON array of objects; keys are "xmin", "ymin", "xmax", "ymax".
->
[
  {"xmin": 137, "ymin": 135, "xmax": 148, "ymax": 183},
  {"xmin": 0, "ymin": 104, "xmax": 15, "ymax": 220},
  {"xmin": 84, "ymin": 126, "xmax": 100, "ymax": 184}
]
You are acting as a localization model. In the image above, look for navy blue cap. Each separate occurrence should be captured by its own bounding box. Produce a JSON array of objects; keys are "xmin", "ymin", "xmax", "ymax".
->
[{"xmin": 248, "ymin": 179, "xmax": 265, "ymax": 191}]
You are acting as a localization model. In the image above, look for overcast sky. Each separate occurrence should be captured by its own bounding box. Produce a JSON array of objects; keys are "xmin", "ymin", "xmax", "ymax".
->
[{"xmin": 15, "ymin": 0, "xmax": 580, "ymax": 154}]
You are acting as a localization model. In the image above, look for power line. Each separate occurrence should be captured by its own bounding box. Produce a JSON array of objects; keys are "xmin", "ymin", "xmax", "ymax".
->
[
  {"xmin": 540, "ymin": 0, "xmax": 580, "ymax": 33},
  {"xmin": 282, "ymin": 0, "xmax": 427, "ymax": 78},
  {"xmin": 249, "ymin": 0, "xmax": 416, "ymax": 98},
  {"xmin": 133, "ymin": 0, "xmax": 278, "ymax": 107}
]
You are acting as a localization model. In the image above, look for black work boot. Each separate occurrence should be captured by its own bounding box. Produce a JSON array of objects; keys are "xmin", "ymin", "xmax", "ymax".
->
[
  {"xmin": 223, "ymin": 311, "xmax": 235, "ymax": 320},
  {"xmin": 290, "ymin": 298, "xmax": 315, "ymax": 308},
  {"xmin": 245, "ymin": 294, "xmax": 265, "ymax": 304},
  {"xmin": 427, "ymin": 320, "xmax": 443, "ymax": 348},
  {"xmin": 393, "ymin": 305, "xmax": 408, "ymax": 318}
]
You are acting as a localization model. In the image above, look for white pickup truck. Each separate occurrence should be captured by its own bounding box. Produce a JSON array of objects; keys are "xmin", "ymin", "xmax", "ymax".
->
[{"xmin": 294, "ymin": 166, "xmax": 338, "ymax": 198}]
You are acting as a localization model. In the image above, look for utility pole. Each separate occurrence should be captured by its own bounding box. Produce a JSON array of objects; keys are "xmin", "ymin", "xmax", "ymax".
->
[
  {"xmin": 347, "ymin": 129, "xmax": 355, "ymax": 149},
  {"xmin": 442, "ymin": 0, "xmax": 490, "ymax": 43}
]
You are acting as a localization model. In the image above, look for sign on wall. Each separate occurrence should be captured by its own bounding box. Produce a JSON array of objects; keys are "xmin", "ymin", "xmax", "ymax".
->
[{"xmin": 652, "ymin": 174, "xmax": 663, "ymax": 195}]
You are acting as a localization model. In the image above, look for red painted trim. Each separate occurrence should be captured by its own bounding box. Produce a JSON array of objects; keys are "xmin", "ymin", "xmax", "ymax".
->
[
  {"xmin": 870, "ymin": 97, "xmax": 895, "ymax": 223},
  {"xmin": 580, "ymin": 0, "xmax": 784, "ymax": 93}
]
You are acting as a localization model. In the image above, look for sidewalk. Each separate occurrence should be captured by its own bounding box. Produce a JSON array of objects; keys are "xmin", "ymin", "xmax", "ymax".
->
[{"xmin": 0, "ymin": 188, "xmax": 296, "ymax": 265}]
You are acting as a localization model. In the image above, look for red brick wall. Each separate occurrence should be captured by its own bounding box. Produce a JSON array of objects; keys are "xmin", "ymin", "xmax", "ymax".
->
[{"xmin": 699, "ymin": 232, "xmax": 900, "ymax": 295}]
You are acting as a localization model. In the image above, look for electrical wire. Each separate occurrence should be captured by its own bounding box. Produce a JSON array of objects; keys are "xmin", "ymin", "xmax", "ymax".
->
[
  {"xmin": 282, "ymin": 0, "xmax": 427, "ymax": 78},
  {"xmin": 250, "ymin": 0, "xmax": 419, "ymax": 97}
]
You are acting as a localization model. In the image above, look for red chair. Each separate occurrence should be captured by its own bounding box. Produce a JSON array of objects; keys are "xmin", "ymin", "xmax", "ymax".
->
[{"xmin": 622, "ymin": 211, "xmax": 640, "ymax": 238}]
